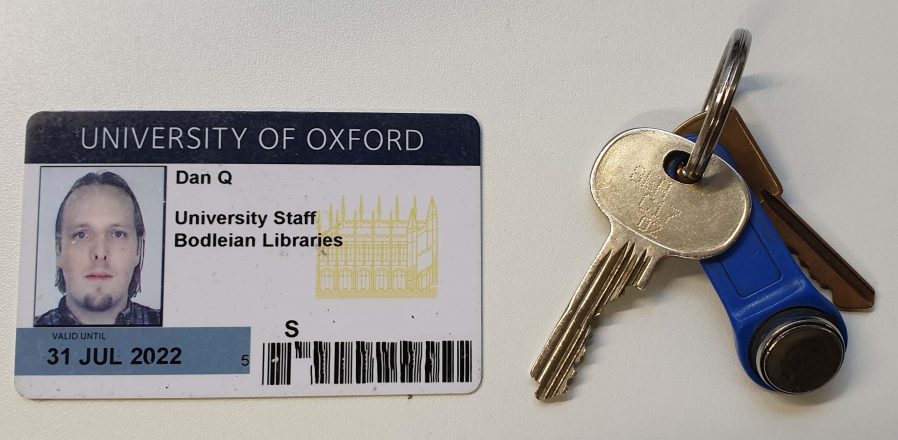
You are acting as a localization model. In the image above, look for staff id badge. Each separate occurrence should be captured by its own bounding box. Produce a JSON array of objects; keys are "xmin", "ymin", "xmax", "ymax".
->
[{"xmin": 15, "ymin": 111, "xmax": 481, "ymax": 398}]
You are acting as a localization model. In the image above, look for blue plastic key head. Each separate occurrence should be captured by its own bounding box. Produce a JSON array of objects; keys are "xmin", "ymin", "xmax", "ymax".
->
[{"xmin": 683, "ymin": 139, "xmax": 847, "ymax": 394}]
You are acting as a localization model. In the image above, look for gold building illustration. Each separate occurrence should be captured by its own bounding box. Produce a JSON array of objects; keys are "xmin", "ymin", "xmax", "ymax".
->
[{"xmin": 316, "ymin": 196, "xmax": 438, "ymax": 299}]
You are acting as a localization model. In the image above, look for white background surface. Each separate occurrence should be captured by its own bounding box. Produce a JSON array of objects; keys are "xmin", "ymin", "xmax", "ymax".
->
[{"xmin": 1, "ymin": 1, "xmax": 896, "ymax": 438}]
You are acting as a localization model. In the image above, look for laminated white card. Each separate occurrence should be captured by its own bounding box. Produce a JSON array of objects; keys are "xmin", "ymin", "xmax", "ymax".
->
[{"xmin": 15, "ymin": 111, "xmax": 481, "ymax": 398}]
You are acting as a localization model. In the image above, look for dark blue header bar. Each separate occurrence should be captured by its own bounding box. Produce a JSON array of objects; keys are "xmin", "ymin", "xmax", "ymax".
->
[{"xmin": 26, "ymin": 111, "xmax": 480, "ymax": 166}]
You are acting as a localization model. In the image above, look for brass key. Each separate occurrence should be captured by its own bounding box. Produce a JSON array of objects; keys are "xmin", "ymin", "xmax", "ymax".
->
[{"xmin": 674, "ymin": 109, "xmax": 875, "ymax": 310}]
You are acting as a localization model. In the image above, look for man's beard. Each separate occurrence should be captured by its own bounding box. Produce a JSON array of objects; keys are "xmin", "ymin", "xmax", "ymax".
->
[{"xmin": 80, "ymin": 293, "xmax": 117, "ymax": 312}]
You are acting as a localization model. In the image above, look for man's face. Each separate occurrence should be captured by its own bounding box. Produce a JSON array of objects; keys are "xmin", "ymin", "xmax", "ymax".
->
[{"xmin": 57, "ymin": 185, "xmax": 141, "ymax": 312}]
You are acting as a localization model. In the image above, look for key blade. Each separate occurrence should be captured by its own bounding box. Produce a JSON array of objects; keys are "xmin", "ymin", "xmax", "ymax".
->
[
  {"xmin": 531, "ymin": 234, "xmax": 649, "ymax": 400},
  {"xmin": 761, "ymin": 194, "xmax": 875, "ymax": 310},
  {"xmin": 674, "ymin": 109, "xmax": 875, "ymax": 310}
]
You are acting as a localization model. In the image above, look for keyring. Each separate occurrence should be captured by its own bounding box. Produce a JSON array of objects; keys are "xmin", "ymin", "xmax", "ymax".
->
[{"xmin": 678, "ymin": 29, "xmax": 752, "ymax": 183}]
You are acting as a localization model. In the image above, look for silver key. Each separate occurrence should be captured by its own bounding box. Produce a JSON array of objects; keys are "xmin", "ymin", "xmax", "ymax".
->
[{"xmin": 531, "ymin": 128, "xmax": 751, "ymax": 400}]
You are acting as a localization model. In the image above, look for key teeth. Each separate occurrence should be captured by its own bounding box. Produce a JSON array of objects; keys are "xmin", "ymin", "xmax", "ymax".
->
[
  {"xmin": 572, "ymin": 328, "xmax": 590, "ymax": 367},
  {"xmin": 536, "ymin": 329, "xmax": 591, "ymax": 400},
  {"xmin": 789, "ymin": 247, "xmax": 832, "ymax": 290},
  {"xmin": 537, "ymin": 365, "xmax": 578, "ymax": 400},
  {"xmin": 559, "ymin": 328, "xmax": 591, "ymax": 397},
  {"xmin": 632, "ymin": 252, "xmax": 655, "ymax": 290},
  {"xmin": 535, "ymin": 381, "xmax": 570, "ymax": 401},
  {"xmin": 595, "ymin": 249, "xmax": 651, "ymax": 310},
  {"xmin": 787, "ymin": 237, "xmax": 874, "ymax": 310},
  {"xmin": 534, "ymin": 240, "xmax": 644, "ymax": 400}
]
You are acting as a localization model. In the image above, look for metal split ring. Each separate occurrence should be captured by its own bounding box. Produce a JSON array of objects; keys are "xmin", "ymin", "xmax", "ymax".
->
[{"xmin": 678, "ymin": 28, "xmax": 752, "ymax": 183}]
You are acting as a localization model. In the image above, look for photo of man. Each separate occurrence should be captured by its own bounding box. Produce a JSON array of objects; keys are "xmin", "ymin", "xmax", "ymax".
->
[{"xmin": 35, "ymin": 171, "xmax": 162, "ymax": 326}]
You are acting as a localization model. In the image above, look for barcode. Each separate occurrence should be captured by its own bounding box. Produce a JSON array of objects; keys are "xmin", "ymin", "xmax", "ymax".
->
[
  {"xmin": 261, "ymin": 342, "xmax": 293, "ymax": 385},
  {"xmin": 261, "ymin": 340, "xmax": 472, "ymax": 386}
]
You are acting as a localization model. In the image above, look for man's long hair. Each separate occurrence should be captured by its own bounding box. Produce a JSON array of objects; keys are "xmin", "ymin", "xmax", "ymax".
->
[{"xmin": 54, "ymin": 171, "xmax": 146, "ymax": 298}]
